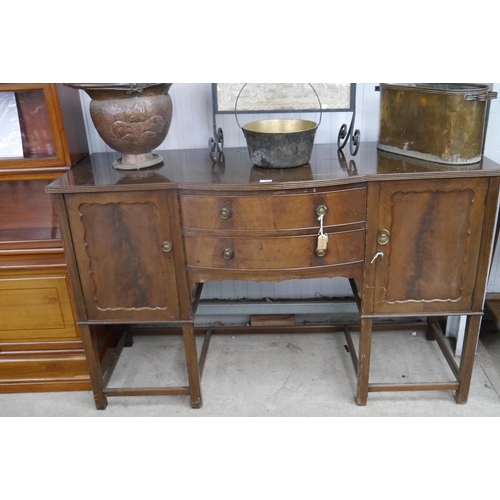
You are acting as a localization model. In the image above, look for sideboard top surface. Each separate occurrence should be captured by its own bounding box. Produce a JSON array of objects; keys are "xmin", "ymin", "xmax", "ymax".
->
[{"xmin": 46, "ymin": 142, "xmax": 500, "ymax": 193}]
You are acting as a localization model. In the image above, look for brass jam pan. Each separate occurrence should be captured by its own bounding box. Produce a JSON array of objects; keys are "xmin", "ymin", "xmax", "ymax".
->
[{"xmin": 236, "ymin": 84, "xmax": 322, "ymax": 168}]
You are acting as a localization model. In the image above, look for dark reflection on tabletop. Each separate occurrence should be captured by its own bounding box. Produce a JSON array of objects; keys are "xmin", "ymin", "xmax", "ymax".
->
[
  {"xmin": 211, "ymin": 152, "xmax": 225, "ymax": 183},
  {"xmin": 113, "ymin": 163, "xmax": 173, "ymax": 185},
  {"xmin": 249, "ymin": 163, "xmax": 314, "ymax": 183},
  {"xmin": 375, "ymin": 148, "xmax": 484, "ymax": 175},
  {"xmin": 47, "ymin": 142, "xmax": 500, "ymax": 194},
  {"xmin": 337, "ymin": 149, "xmax": 358, "ymax": 176},
  {"xmin": 90, "ymin": 153, "xmax": 174, "ymax": 185}
]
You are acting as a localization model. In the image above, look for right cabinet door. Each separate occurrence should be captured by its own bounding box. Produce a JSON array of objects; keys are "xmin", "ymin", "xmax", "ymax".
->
[{"xmin": 369, "ymin": 177, "xmax": 488, "ymax": 315}]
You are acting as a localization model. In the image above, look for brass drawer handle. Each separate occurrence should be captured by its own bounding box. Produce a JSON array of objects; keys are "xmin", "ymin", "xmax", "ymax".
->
[
  {"xmin": 316, "ymin": 204, "xmax": 328, "ymax": 217},
  {"xmin": 161, "ymin": 241, "xmax": 173, "ymax": 253},
  {"xmin": 315, "ymin": 248, "xmax": 326, "ymax": 257},
  {"xmin": 222, "ymin": 248, "xmax": 234, "ymax": 259},
  {"xmin": 220, "ymin": 208, "xmax": 231, "ymax": 220},
  {"xmin": 377, "ymin": 229, "xmax": 390, "ymax": 246}
]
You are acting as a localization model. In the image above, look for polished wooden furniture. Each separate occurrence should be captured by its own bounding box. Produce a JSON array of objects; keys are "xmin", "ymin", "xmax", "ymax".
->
[
  {"xmin": 0, "ymin": 84, "xmax": 90, "ymax": 392},
  {"xmin": 46, "ymin": 143, "xmax": 500, "ymax": 409}
]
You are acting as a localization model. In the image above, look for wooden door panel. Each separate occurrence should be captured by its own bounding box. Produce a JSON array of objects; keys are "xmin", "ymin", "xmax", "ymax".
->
[
  {"xmin": 65, "ymin": 191, "xmax": 180, "ymax": 321},
  {"xmin": 371, "ymin": 178, "xmax": 487, "ymax": 314}
]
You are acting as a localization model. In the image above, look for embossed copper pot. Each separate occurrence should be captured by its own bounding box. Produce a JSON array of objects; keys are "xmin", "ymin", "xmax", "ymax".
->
[{"xmin": 66, "ymin": 83, "xmax": 173, "ymax": 170}]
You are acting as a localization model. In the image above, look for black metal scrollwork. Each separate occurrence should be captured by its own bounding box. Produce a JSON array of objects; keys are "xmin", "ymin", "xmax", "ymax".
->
[
  {"xmin": 209, "ymin": 83, "xmax": 361, "ymax": 160},
  {"xmin": 337, "ymin": 110, "xmax": 360, "ymax": 156}
]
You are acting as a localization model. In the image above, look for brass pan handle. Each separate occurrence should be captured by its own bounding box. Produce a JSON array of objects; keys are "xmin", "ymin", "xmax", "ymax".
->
[{"xmin": 235, "ymin": 83, "xmax": 323, "ymax": 129}]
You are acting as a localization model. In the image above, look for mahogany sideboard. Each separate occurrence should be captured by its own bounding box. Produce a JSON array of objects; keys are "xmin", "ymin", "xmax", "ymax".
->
[{"xmin": 46, "ymin": 142, "xmax": 500, "ymax": 409}]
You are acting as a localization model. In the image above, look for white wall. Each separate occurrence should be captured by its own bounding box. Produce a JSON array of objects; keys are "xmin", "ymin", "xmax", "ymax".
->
[
  {"xmin": 80, "ymin": 83, "xmax": 500, "ymax": 158},
  {"xmin": 485, "ymin": 83, "xmax": 500, "ymax": 163},
  {"xmin": 78, "ymin": 83, "xmax": 500, "ymax": 298},
  {"xmin": 80, "ymin": 83, "xmax": 384, "ymax": 153}
]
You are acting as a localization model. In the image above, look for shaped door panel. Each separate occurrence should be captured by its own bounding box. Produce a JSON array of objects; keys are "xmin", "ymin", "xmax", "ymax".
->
[
  {"xmin": 65, "ymin": 191, "xmax": 180, "ymax": 321},
  {"xmin": 370, "ymin": 178, "xmax": 487, "ymax": 314}
]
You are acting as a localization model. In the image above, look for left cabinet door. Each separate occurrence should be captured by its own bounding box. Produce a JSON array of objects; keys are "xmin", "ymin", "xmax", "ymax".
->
[{"xmin": 64, "ymin": 191, "xmax": 181, "ymax": 321}]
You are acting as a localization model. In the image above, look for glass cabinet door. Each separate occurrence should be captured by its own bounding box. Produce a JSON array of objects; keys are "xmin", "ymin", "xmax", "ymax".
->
[{"xmin": 0, "ymin": 84, "xmax": 70, "ymax": 171}]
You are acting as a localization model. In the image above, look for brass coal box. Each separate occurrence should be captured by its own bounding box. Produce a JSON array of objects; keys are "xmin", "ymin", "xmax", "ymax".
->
[{"xmin": 377, "ymin": 83, "xmax": 497, "ymax": 164}]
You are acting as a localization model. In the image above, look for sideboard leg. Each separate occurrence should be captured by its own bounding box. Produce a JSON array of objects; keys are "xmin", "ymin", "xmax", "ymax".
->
[
  {"xmin": 356, "ymin": 318, "xmax": 373, "ymax": 406},
  {"xmin": 455, "ymin": 315, "xmax": 482, "ymax": 404},
  {"xmin": 425, "ymin": 316, "xmax": 439, "ymax": 341},
  {"xmin": 182, "ymin": 323, "xmax": 203, "ymax": 408},
  {"xmin": 79, "ymin": 324, "xmax": 108, "ymax": 410}
]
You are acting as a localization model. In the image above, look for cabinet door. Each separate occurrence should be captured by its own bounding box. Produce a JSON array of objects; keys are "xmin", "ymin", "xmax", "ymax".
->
[
  {"xmin": 368, "ymin": 178, "xmax": 488, "ymax": 315},
  {"xmin": 64, "ymin": 191, "xmax": 180, "ymax": 321}
]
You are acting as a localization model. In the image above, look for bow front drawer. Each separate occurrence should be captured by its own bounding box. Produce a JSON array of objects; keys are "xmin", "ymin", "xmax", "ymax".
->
[
  {"xmin": 184, "ymin": 229, "xmax": 365, "ymax": 271},
  {"xmin": 180, "ymin": 187, "xmax": 366, "ymax": 233}
]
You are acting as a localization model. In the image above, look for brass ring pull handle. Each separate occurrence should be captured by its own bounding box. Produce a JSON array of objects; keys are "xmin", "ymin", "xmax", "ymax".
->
[
  {"xmin": 316, "ymin": 204, "xmax": 328, "ymax": 217},
  {"xmin": 377, "ymin": 229, "xmax": 390, "ymax": 246},
  {"xmin": 219, "ymin": 208, "xmax": 231, "ymax": 220},
  {"xmin": 222, "ymin": 248, "xmax": 234, "ymax": 260},
  {"xmin": 161, "ymin": 241, "xmax": 173, "ymax": 253}
]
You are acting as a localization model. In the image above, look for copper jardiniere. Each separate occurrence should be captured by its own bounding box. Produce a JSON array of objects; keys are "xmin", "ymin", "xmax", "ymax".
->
[{"xmin": 66, "ymin": 83, "xmax": 173, "ymax": 170}]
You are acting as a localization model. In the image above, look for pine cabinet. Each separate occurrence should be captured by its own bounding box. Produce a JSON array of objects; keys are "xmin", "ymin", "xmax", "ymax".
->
[{"xmin": 0, "ymin": 84, "xmax": 90, "ymax": 393}]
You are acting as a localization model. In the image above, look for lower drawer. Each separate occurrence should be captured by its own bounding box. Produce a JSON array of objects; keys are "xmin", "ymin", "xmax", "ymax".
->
[
  {"xmin": 0, "ymin": 350, "xmax": 91, "ymax": 393},
  {"xmin": 184, "ymin": 229, "xmax": 365, "ymax": 270},
  {"xmin": 0, "ymin": 275, "xmax": 78, "ymax": 342}
]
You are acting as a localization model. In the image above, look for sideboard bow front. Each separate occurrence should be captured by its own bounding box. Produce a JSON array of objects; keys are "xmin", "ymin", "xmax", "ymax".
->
[{"xmin": 46, "ymin": 143, "xmax": 500, "ymax": 409}]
